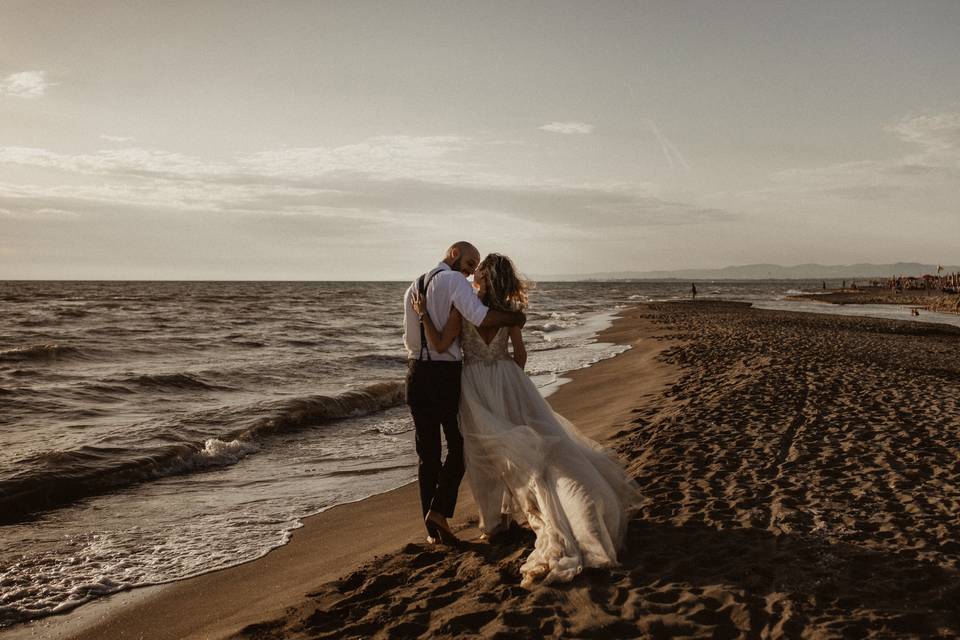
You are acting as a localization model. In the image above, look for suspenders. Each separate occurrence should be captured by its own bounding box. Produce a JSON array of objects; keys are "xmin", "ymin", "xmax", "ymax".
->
[{"xmin": 416, "ymin": 268, "xmax": 445, "ymax": 362}]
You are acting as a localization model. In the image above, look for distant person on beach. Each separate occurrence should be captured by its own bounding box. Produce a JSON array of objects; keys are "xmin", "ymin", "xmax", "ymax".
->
[
  {"xmin": 691, "ymin": 283, "xmax": 697, "ymax": 299},
  {"xmin": 403, "ymin": 242, "xmax": 525, "ymax": 545},
  {"xmin": 413, "ymin": 253, "xmax": 638, "ymax": 587}
]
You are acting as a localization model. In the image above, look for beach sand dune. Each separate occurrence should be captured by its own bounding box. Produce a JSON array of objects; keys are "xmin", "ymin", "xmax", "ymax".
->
[{"xmin": 233, "ymin": 303, "xmax": 960, "ymax": 639}]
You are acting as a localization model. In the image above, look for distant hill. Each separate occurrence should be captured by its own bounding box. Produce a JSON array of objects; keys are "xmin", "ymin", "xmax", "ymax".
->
[{"xmin": 536, "ymin": 263, "xmax": 960, "ymax": 281}]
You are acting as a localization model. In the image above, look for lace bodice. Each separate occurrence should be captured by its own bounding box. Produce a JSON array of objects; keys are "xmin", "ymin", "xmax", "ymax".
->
[{"xmin": 461, "ymin": 324, "xmax": 511, "ymax": 365}]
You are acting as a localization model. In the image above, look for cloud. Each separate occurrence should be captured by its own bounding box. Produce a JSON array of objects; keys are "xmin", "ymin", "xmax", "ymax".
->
[
  {"xmin": 0, "ymin": 146, "xmax": 234, "ymax": 178},
  {"xmin": 100, "ymin": 134, "xmax": 136, "ymax": 143},
  {"xmin": 219, "ymin": 176, "xmax": 730, "ymax": 229},
  {"xmin": 758, "ymin": 110, "xmax": 960, "ymax": 205},
  {"xmin": 539, "ymin": 122, "xmax": 594, "ymax": 135},
  {"xmin": 887, "ymin": 112, "xmax": 960, "ymax": 154},
  {"xmin": 0, "ymin": 202, "xmax": 81, "ymax": 220},
  {"xmin": 0, "ymin": 71, "xmax": 49, "ymax": 98},
  {"xmin": 0, "ymin": 134, "xmax": 730, "ymax": 233},
  {"xmin": 237, "ymin": 135, "xmax": 472, "ymax": 180},
  {"xmin": 697, "ymin": 110, "xmax": 960, "ymax": 255}
]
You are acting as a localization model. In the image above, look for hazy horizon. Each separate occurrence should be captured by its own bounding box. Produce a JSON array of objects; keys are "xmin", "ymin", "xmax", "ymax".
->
[
  {"xmin": 2, "ymin": 260, "xmax": 955, "ymax": 283},
  {"xmin": 2, "ymin": 1, "xmax": 959, "ymax": 280}
]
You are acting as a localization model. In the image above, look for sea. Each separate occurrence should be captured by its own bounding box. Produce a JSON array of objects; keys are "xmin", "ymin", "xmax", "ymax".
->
[{"xmin": 2, "ymin": 278, "xmax": 959, "ymax": 629}]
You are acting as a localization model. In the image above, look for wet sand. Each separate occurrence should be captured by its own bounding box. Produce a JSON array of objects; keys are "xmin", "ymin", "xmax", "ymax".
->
[
  {"xmin": 790, "ymin": 289, "xmax": 960, "ymax": 314},
  {"xmin": 12, "ymin": 302, "xmax": 960, "ymax": 639}
]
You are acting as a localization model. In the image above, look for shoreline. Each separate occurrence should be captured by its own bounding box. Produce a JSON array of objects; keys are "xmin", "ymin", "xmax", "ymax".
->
[
  {"xmin": 787, "ymin": 289, "xmax": 960, "ymax": 314},
  {"xmin": 5, "ymin": 306, "xmax": 677, "ymax": 640},
  {"xmin": 749, "ymin": 297, "xmax": 960, "ymax": 331}
]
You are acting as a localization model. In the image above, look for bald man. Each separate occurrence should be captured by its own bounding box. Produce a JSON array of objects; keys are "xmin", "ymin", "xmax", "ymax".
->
[{"xmin": 403, "ymin": 241, "xmax": 525, "ymax": 544}]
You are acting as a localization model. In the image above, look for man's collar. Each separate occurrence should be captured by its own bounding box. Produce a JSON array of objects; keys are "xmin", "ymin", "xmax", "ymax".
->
[{"xmin": 436, "ymin": 262, "xmax": 452, "ymax": 272}]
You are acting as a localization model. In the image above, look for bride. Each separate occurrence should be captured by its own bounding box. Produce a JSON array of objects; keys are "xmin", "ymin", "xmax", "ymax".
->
[{"xmin": 412, "ymin": 253, "xmax": 639, "ymax": 587}]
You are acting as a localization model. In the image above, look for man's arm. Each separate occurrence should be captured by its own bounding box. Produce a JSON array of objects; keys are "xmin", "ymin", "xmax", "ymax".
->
[
  {"xmin": 479, "ymin": 308, "xmax": 526, "ymax": 328},
  {"xmin": 447, "ymin": 274, "xmax": 526, "ymax": 328}
]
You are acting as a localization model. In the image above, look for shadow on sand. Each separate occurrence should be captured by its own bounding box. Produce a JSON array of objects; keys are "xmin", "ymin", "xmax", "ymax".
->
[{"xmin": 236, "ymin": 517, "xmax": 960, "ymax": 639}]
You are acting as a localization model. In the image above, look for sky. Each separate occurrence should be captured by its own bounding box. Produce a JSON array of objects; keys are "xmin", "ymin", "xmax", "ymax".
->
[{"xmin": 1, "ymin": 1, "xmax": 958, "ymax": 280}]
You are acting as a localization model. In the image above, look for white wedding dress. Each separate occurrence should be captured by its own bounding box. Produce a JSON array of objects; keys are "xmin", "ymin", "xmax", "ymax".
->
[{"xmin": 458, "ymin": 323, "xmax": 640, "ymax": 587}]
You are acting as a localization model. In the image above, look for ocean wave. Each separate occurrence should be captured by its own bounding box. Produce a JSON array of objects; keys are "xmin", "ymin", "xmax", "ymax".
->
[
  {"xmin": 55, "ymin": 307, "xmax": 89, "ymax": 318},
  {"xmin": 323, "ymin": 462, "xmax": 416, "ymax": 477},
  {"xmin": 86, "ymin": 326, "xmax": 154, "ymax": 335},
  {"xmin": 284, "ymin": 339, "xmax": 321, "ymax": 347},
  {"xmin": 0, "ymin": 381, "xmax": 406, "ymax": 524},
  {"xmin": 80, "ymin": 372, "xmax": 229, "ymax": 396},
  {"xmin": 18, "ymin": 315, "xmax": 61, "ymax": 327},
  {"xmin": 527, "ymin": 341, "xmax": 573, "ymax": 353},
  {"xmin": 8, "ymin": 368, "xmax": 42, "ymax": 378},
  {"xmin": 0, "ymin": 343, "xmax": 88, "ymax": 363},
  {"xmin": 527, "ymin": 322, "xmax": 566, "ymax": 333},
  {"xmin": 241, "ymin": 381, "xmax": 406, "ymax": 438},
  {"xmin": 347, "ymin": 353, "xmax": 407, "ymax": 367},
  {"xmin": 124, "ymin": 372, "xmax": 228, "ymax": 392}
]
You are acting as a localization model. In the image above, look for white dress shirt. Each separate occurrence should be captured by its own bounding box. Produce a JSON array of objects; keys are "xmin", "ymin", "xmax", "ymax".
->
[{"xmin": 403, "ymin": 262, "xmax": 489, "ymax": 361}]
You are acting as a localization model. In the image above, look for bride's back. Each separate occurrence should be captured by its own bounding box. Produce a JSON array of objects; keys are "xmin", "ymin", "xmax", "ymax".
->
[
  {"xmin": 461, "ymin": 323, "xmax": 510, "ymax": 364},
  {"xmin": 475, "ymin": 325, "xmax": 501, "ymax": 344}
]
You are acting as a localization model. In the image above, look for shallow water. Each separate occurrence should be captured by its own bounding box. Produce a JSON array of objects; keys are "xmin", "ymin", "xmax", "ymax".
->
[{"xmin": 750, "ymin": 299, "xmax": 960, "ymax": 329}]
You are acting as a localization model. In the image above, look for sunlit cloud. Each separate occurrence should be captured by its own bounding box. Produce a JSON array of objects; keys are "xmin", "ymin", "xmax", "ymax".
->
[
  {"xmin": 237, "ymin": 135, "xmax": 473, "ymax": 180},
  {"xmin": 100, "ymin": 134, "xmax": 136, "ymax": 143},
  {"xmin": 0, "ymin": 203, "xmax": 80, "ymax": 220},
  {"xmin": 0, "ymin": 71, "xmax": 50, "ymax": 98},
  {"xmin": 0, "ymin": 133, "xmax": 731, "ymax": 234},
  {"xmin": 539, "ymin": 122, "xmax": 594, "ymax": 135},
  {"xmin": 0, "ymin": 146, "xmax": 234, "ymax": 177}
]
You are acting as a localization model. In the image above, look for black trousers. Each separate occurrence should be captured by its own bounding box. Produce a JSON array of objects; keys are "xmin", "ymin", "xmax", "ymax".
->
[{"xmin": 406, "ymin": 360, "xmax": 464, "ymax": 521}]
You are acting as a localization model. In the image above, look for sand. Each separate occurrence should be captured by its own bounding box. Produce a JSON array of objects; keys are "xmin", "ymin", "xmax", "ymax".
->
[{"xmin": 10, "ymin": 302, "xmax": 960, "ymax": 639}]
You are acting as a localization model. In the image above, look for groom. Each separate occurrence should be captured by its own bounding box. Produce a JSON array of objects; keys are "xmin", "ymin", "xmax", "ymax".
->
[{"xmin": 403, "ymin": 241, "xmax": 525, "ymax": 544}]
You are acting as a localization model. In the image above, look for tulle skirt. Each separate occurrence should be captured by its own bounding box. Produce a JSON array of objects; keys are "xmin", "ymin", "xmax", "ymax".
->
[{"xmin": 459, "ymin": 358, "xmax": 640, "ymax": 587}]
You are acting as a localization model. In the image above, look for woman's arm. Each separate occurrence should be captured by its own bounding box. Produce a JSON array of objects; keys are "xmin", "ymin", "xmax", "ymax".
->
[
  {"xmin": 509, "ymin": 326, "xmax": 527, "ymax": 369},
  {"xmin": 412, "ymin": 297, "xmax": 462, "ymax": 353}
]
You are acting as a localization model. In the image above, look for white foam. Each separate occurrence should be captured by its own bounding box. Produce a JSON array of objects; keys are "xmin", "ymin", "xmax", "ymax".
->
[
  {"xmin": 200, "ymin": 438, "xmax": 260, "ymax": 462},
  {"xmin": 527, "ymin": 309, "xmax": 631, "ymax": 398}
]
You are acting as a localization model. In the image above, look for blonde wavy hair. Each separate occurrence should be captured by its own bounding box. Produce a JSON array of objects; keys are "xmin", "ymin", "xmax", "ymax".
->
[{"xmin": 475, "ymin": 253, "xmax": 532, "ymax": 311}]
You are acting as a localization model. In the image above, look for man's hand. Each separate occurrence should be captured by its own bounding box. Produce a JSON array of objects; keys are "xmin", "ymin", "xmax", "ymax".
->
[{"xmin": 411, "ymin": 293, "xmax": 425, "ymax": 317}]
